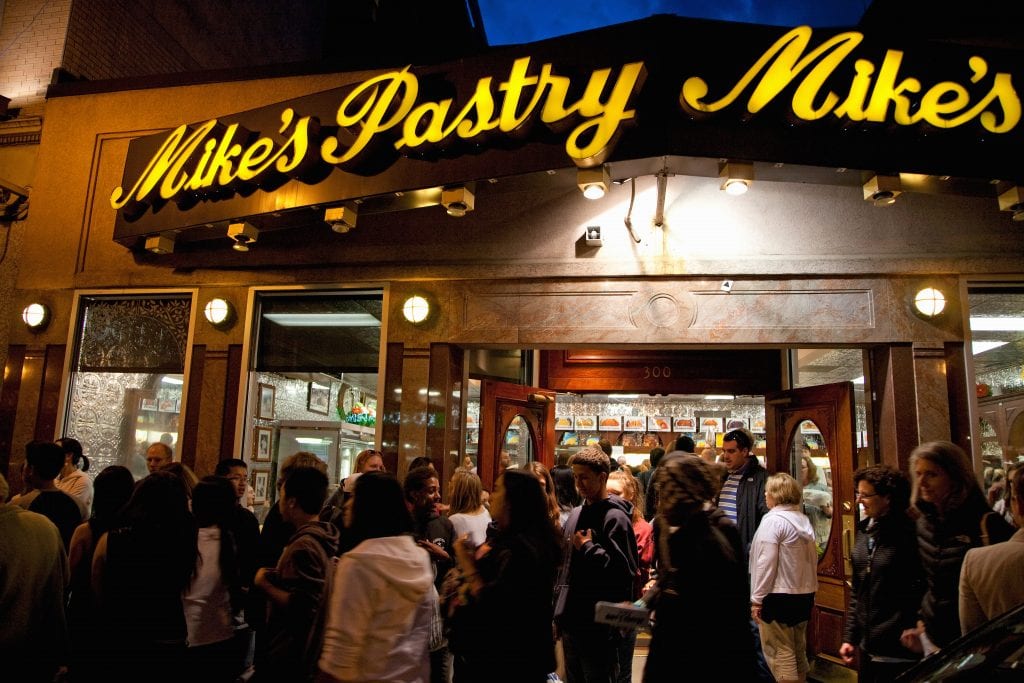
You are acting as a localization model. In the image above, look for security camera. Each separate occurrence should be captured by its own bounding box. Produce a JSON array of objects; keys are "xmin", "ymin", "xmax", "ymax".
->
[
  {"xmin": 227, "ymin": 221, "xmax": 258, "ymax": 252},
  {"xmin": 720, "ymin": 280, "xmax": 734, "ymax": 292}
]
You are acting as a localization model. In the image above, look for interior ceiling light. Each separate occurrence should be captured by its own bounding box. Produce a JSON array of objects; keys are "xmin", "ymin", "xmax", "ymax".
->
[
  {"xmin": 227, "ymin": 221, "xmax": 258, "ymax": 251},
  {"xmin": 441, "ymin": 184, "xmax": 475, "ymax": 217},
  {"xmin": 144, "ymin": 234, "xmax": 175, "ymax": 254},
  {"xmin": 719, "ymin": 162, "xmax": 753, "ymax": 196},
  {"xmin": 972, "ymin": 340, "xmax": 1009, "ymax": 354},
  {"xmin": 21, "ymin": 303, "xmax": 49, "ymax": 330},
  {"xmin": 997, "ymin": 186, "xmax": 1024, "ymax": 221},
  {"xmin": 913, "ymin": 287, "xmax": 946, "ymax": 317},
  {"xmin": 704, "ymin": 394, "xmax": 735, "ymax": 400},
  {"xmin": 863, "ymin": 174, "xmax": 902, "ymax": 206},
  {"xmin": 970, "ymin": 317, "xmax": 1024, "ymax": 331},
  {"xmin": 263, "ymin": 312, "xmax": 381, "ymax": 327},
  {"xmin": 325, "ymin": 203, "xmax": 358, "ymax": 233},
  {"xmin": 577, "ymin": 165, "xmax": 610, "ymax": 200}
]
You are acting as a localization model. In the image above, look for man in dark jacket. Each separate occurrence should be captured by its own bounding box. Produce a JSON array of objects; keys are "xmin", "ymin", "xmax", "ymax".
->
[
  {"xmin": 254, "ymin": 467, "xmax": 338, "ymax": 682},
  {"xmin": 405, "ymin": 465, "xmax": 455, "ymax": 683},
  {"xmin": 718, "ymin": 429, "xmax": 769, "ymax": 553},
  {"xmin": 555, "ymin": 445, "xmax": 638, "ymax": 683}
]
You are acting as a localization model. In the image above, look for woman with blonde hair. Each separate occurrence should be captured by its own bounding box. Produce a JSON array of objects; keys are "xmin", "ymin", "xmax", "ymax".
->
[
  {"xmin": 448, "ymin": 469, "xmax": 491, "ymax": 547},
  {"xmin": 900, "ymin": 441, "xmax": 1013, "ymax": 655},
  {"xmin": 749, "ymin": 472, "xmax": 818, "ymax": 683}
]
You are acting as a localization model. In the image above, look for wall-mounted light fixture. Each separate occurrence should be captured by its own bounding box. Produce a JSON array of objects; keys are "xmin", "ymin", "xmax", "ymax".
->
[
  {"xmin": 997, "ymin": 186, "xmax": 1024, "ymax": 221},
  {"xmin": 144, "ymin": 234, "xmax": 175, "ymax": 254},
  {"xmin": 22, "ymin": 303, "xmax": 50, "ymax": 330},
  {"xmin": 863, "ymin": 174, "xmax": 901, "ymax": 206},
  {"xmin": 227, "ymin": 221, "xmax": 258, "ymax": 251},
  {"xmin": 719, "ymin": 162, "xmax": 753, "ymax": 196},
  {"xmin": 577, "ymin": 166, "xmax": 610, "ymax": 200},
  {"xmin": 441, "ymin": 185, "xmax": 475, "ymax": 217},
  {"xmin": 402, "ymin": 295, "xmax": 431, "ymax": 324},
  {"xmin": 913, "ymin": 287, "xmax": 946, "ymax": 318},
  {"xmin": 203, "ymin": 298, "xmax": 235, "ymax": 328},
  {"xmin": 325, "ymin": 203, "xmax": 358, "ymax": 233}
]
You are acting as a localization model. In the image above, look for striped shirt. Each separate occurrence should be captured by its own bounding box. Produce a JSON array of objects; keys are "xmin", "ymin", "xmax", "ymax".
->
[{"xmin": 719, "ymin": 462, "xmax": 749, "ymax": 525}]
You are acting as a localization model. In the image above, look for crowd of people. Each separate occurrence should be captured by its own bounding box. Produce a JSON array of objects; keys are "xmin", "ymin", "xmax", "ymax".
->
[{"xmin": 2, "ymin": 432, "xmax": 1023, "ymax": 683}]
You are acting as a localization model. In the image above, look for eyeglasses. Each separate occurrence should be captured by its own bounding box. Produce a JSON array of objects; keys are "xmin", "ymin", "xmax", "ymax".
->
[{"xmin": 855, "ymin": 491, "xmax": 879, "ymax": 500}]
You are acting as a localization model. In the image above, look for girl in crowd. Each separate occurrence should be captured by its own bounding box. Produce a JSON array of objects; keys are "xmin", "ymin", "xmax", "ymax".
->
[
  {"xmin": 643, "ymin": 454, "xmax": 757, "ymax": 681},
  {"xmin": 900, "ymin": 441, "xmax": 1014, "ymax": 654},
  {"xmin": 607, "ymin": 468, "xmax": 655, "ymax": 683},
  {"xmin": 450, "ymin": 469, "xmax": 562, "ymax": 683},
  {"xmin": 749, "ymin": 473, "xmax": 818, "ymax": 683},
  {"xmin": 839, "ymin": 465, "xmax": 923, "ymax": 681},
  {"xmin": 67, "ymin": 465, "xmax": 135, "ymax": 680},
  {"xmin": 525, "ymin": 461, "xmax": 563, "ymax": 530},
  {"xmin": 448, "ymin": 469, "xmax": 492, "ymax": 547},
  {"xmin": 92, "ymin": 470, "xmax": 197, "ymax": 682},
  {"xmin": 318, "ymin": 472, "xmax": 435, "ymax": 683},
  {"xmin": 56, "ymin": 437, "xmax": 93, "ymax": 518}
]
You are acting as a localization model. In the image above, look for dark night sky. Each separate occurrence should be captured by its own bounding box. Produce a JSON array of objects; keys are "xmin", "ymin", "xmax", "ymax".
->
[{"xmin": 477, "ymin": 0, "xmax": 871, "ymax": 45}]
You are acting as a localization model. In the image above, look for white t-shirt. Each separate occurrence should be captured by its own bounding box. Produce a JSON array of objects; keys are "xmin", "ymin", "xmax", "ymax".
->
[
  {"xmin": 448, "ymin": 508, "xmax": 492, "ymax": 547},
  {"xmin": 182, "ymin": 526, "xmax": 235, "ymax": 647}
]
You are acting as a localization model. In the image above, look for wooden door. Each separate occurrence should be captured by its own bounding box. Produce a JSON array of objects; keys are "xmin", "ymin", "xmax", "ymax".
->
[
  {"xmin": 477, "ymin": 379, "xmax": 556, "ymax": 491},
  {"xmin": 765, "ymin": 381, "xmax": 856, "ymax": 669}
]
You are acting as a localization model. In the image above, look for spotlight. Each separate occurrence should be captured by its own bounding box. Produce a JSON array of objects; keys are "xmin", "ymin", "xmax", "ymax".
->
[
  {"xmin": 144, "ymin": 234, "xmax": 175, "ymax": 254},
  {"xmin": 577, "ymin": 166, "xmax": 610, "ymax": 200},
  {"xmin": 441, "ymin": 185, "xmax": 475, "ymax": 217},
  {"xmin": 719, "ymin": 162, "xmax": 753, "ymax": 196},
  {"xmin": 22, "ymin": 303, "xmax": 50, "ymax": 330},
  {"xmin": 997, "ymin": 186, "xmax": 1024, "ymax": 222},
  {"xmin": 227, "ymin": 221, "xmax": 258, "ymax": 251},
  {"xmin": 863, "ymin": 174, "xmax": 901, "ymax": 206},
  {"xmin": 325, "ymin": 203, "xmax": 358, "ymax": 233}
]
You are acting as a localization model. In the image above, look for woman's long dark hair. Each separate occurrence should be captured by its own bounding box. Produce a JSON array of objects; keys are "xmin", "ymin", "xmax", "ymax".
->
[
  {"xmin": 495, "ymin": 470, "xmax": 563, "ymax": 570},
  {"xmin": 57, "ymin": 436, "xmax": 89, "ymax": 472},
  {"xmin": 192, "ymin": 476, "xmax": 242, "ymax": 609},
  {"xmin": 88, "ymin": 465, "xmax": 135, "ymax": 538},
  {"xmin": 347, "ymin": 472, "xmax": 413, "ymax": 546}
]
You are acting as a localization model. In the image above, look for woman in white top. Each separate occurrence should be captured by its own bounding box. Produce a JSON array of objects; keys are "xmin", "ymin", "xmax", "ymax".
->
[
  {"xmin": 447, "ymin": 470, "xmax": 492, "ymax": 547},
  {"xmin": 56, "ymin": 437, "xmax": 92, "ymax": 519},
  {"xmin": 749, "ymin": 472, "xmax": 819, "ymax": 683}
]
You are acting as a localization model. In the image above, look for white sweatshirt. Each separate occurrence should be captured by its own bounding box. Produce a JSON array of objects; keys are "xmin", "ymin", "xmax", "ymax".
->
[
  {"xmin": 319, "ymin": 534, "xmax": 434, "ymax": 683},
  {"xmin": 749, "ymin": 504, "xmax": 819, "ymax": 605}
]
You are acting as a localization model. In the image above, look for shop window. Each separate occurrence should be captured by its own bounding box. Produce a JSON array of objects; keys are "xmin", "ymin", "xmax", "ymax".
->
[
  {"xmin": 247, "ymin": 291, "xmax": 383, "ymax": 508},
  {"xmin": 969, "ymin": 288, "xmax": 1024, "ymax": 473},
  {"xmin": 64, "ymin": 295, "xmax": 192, "ymax": 479}
]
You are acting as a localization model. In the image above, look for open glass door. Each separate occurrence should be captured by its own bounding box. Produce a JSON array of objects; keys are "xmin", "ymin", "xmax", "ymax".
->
[
  {"xmin": 477, "ymin": 379, "xmax": 556, "ymax": 491},
  {"xmin": 765, "ymin": 381, "xmax": 856, "ymax": 670}
]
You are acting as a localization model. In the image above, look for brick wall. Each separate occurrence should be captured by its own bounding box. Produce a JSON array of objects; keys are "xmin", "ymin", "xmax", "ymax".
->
[{"xmin": 0, "ymin": 0, "xmax": 73, "ymax": 108}]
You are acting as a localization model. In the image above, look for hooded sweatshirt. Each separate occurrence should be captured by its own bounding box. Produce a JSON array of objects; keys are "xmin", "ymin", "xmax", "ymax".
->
[
  {"xmin": 749, "ymin": 504, "xmax": 818, "ymax": 605},
  {"xmin": 319, "ymin": 534, "xmax": 434, "ymax": 683},
  {"xmin": 263, "ymin": 520, "xmax": 340, "ymax": 680}
]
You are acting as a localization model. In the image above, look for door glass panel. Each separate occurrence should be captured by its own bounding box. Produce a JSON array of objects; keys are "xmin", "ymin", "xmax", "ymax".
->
[
  {"xmin": 502, "ymin": 415, "xmax": 535, "ymax": 472},
  {"xmin": 790, "ymin": 419, "xmax": 833, "ymax": 560}
]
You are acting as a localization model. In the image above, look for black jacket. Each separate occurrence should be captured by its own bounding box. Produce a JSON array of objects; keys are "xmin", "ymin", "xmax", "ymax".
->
[
  {"xmin": 555, "ymin": 495, "xmax": 638, "ymax": 629},
  {"xmin": 413, "ymin": 511, "xmax": 455, "ymax": 590},
  {"xmin": 916, "ymin": 494, "xmax": 1014, "ymax": 648},
  {"xmin": 730, "ymin": 456, "xmax": 769, "ymax": 552},
  {"xmin": 843, "ymin": 512, "xmax": 924, "ymax": 659}
]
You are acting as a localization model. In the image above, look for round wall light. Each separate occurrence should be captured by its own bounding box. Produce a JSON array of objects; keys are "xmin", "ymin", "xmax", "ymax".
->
[
  {"xmin": 22, "ymin": 303, "xmax": 50, "ymax": 330},
  {"xmin": 203, "ymin": 298, "xmax": 235, "ymax": 327},
  {"xmin": 914, "ymin": 287, "xmax": 946, "ymax": 318},
  {"xmin": 402, "ymin": 295, "xmax": 431, "ymax": 324}
]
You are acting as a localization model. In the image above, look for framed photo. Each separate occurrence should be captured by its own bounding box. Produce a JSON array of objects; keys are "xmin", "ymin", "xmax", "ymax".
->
[
  {"xmin": 307, "ymin": 382, "xmax": 331, "ymax": 415},
  {"xmin": 254, "ymin": 426, "xmax": 273, "ymax": 462},
  {"xmin": 751, "ymin": 418, "xmax": 767, "ymax": 433},
  {"xmin": 725, "ymin": 417, "xmax": 748, "ymax": 431},
  {"xmin": 698, "ymin": 416, "xmax": 725, "ymax": 432},
  {"xmin": 158, "ymin": 398, "xmax": 179, "ymax": 413},
  {"xmin": 598, "ymin": 415, "xmax": 622, "ymax": 431},
  {"xmin": 257, "ymin": 383, "xmax": 275, "ymax": 420},
  {"xmin": 622, "ymin": 416, "xmax": 646, "ymax": 432},
  {"xmin": 673, "ymin": 416, "xmax": 696, "ymax": 432},
  {"xmin": 800, "ymin": 420, "xmax": 821, "ymax": 434},
  {"xmin": 573, "ymin": 415, "xmax": 598, "ymax": 431},
  {"xmin": 140, "ymin": 397, "xmax": 159, "ymax": 411},
  {"xmin": 253, "ymin": 470, "xmax": 270, "ymax": 505},
  {"xmin": 554, "ymin": 416, "xmax": 573, "ymax": 430},
  {"xmin": 647, "ymin": 416, "xmax": 672, "ymax": 432}
]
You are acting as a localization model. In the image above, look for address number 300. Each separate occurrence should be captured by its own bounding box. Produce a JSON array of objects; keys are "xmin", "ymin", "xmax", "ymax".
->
[{"xmin": 642, "ymin": 366, "xmax": 672, "ymax": 379}]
